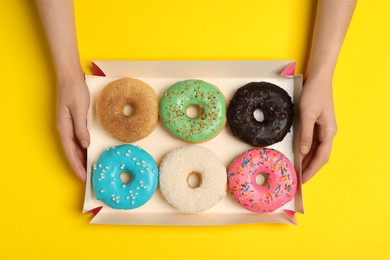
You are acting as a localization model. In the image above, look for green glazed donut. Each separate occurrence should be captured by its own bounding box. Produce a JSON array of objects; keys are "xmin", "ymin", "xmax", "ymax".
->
[{"xmin": 160, "ymin": 79, "xmax": 226, "ymax": 143}]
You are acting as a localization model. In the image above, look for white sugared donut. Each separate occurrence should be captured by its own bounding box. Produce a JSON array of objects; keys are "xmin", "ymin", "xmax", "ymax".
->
[{"xmin": 159, "ymin": 146, "xmax": 227, "ymax": 212}]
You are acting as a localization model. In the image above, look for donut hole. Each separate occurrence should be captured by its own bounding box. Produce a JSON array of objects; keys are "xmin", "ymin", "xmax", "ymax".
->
[
  {"xmin": 120, "ymin": 172, "xmax": 132, "ymax": 184},
  {"xmin": 253, "ymin": 108, "xmax": 265, "ymax": 122},
  {"xmin": 255, "ymin": 173, "xmax": 267, "ymax": 186},
  {"xmin": 123, "ymin": 104, "xmax": 134, "ymax": 117},
  {"xmin": 187, "ymin": 171, "xmax": 202, "ymax": 189},
  {"xmin": 186, "ymin": 105, "xmax": 203, "ymax": 119}
]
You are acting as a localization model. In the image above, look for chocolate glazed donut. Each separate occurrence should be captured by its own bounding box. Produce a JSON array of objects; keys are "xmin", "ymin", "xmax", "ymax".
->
[{"xmin": 227, "ymin": 82, "xmax": 294, "ymax": 147}]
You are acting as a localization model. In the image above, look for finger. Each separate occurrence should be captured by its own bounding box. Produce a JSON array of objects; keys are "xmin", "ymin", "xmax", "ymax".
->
[
  {"xmin": 299, "ymin": 112, "xmax": 316, "ymax": 155},
  {"xmin": 302, "ymin": 141, "xmax": 332, "ymax": 184},
  {"xmin": 302, "ymin": 116, "xmax": 337, "ymax": 183},
  {"xmin": 302, "ymin": 140, "xmax": 318, "ymax": 172},
  {"xmin": 61, "ymin": 133, "xmax": 87, "ymax": 182},
  {"xmin": 71, "ymin": 106, "xmax": 90, "ymax": 149},
  {"xmin": 57, "ymin": 115, "xmax": 87, "ymax": 182},
  {"xmin": 74, "ymin": 138, "xmax": 87, "ymax": 174},
  {"xmin": 302, "ymin": 125, "xmax": 319, "ymax": 172}
]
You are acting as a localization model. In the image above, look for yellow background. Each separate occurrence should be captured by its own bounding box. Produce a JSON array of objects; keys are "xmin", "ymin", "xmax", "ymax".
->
[{"xmin": 1, "ymin": 0, "xmax": 389, "ymax": 259}]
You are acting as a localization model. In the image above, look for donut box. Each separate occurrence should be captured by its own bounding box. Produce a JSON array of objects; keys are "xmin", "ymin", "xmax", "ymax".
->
[{"xmin": 83, "ymin": 60, "xmax": 303, "ymax": 225}]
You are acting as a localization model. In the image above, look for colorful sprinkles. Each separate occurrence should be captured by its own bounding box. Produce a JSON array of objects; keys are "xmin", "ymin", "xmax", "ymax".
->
[
  {"xmin": 159, "ymin": 79, "xmax": 226, "ymax": 143},
  {"xmin": 227, "ymin": 148, "xmax": 297, "ymax": 213}
]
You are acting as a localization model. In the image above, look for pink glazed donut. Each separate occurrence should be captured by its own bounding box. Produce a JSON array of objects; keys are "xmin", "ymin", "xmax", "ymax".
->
[{"xmin": 228, "ymin": 148, "xmax": 297, "ymax": 213}]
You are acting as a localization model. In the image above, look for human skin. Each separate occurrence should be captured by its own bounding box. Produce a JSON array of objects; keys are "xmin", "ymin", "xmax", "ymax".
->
[
  {"xmin": 35, "ymin": 0, "xmax": 357, "ymax": 183},
  {"xmin": 36, "ymin": 0, "xmax": 88, "ymax": 181},
  {"xmin": 299, "ymin": 0, "xmax": 357, "ymax": 183}
]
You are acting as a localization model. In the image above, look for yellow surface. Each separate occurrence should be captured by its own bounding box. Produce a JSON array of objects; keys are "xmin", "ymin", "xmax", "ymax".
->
[{"xmin": 1, "ymin": 0, "xmax": 389, "ymax": 259}]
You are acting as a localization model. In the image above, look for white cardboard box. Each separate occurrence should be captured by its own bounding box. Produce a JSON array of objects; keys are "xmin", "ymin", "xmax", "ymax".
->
[{"xmin": 83, "ymin": 60, "xmax": 303, "ymax": 225}]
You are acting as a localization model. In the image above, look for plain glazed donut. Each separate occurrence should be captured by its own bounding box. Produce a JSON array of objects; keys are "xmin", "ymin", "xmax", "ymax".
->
[
  {"xmin": 159, "ymin": 79, "xmax": 226, "ymax": 143},
  {"xmin": 227, "ymin": 81, "xmax": 294, "ymax": 147},
  {"xmin": 92, "ymin": 144, "xmax": 159, "ymax": 210},
  {"xmin": 96, "ymin": 78, "xmax": 158, "ymax": 143},
  {"xmin": 228, "ymin": 148, "xmax": 297, "ymax": 213},
  {"xmin": 159, "ymin": 146, "xmax": 227, "ymax": 212}
]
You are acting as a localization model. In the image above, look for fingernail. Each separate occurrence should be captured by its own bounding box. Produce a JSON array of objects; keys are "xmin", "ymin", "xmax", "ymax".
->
[
  {"xmin": 81, "ymin": 140, "xmax": 89, "ymax": 148},
  {"xmin": 300, "ymin": 145, "xmax": 309, "ymax": 155}
]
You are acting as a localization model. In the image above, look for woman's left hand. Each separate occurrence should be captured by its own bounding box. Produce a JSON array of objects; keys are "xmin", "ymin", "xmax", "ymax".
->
[{"xmin": 299, "ymin": 74, "xmax": 338, "ymax": 183}]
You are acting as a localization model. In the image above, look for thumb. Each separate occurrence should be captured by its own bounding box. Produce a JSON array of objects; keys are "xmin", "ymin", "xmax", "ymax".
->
[
  {"xmin": 71, "ymin": 107, "xmax": 90, "ymax": 149},
  {"xmin": 299, "ymin": 114, "xmax": 315, "ymax": 155}
]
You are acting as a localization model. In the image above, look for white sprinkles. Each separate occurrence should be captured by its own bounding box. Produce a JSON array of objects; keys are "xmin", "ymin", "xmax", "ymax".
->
[{"xmin": 94, "ymin": 146, "xmax": 156, "ymax": 206}]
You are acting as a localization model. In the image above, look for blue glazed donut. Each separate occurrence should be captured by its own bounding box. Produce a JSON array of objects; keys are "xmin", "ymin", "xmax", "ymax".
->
[{"xmin": 92, "ymin": 144, "xmax": 158, "ymax": 210}]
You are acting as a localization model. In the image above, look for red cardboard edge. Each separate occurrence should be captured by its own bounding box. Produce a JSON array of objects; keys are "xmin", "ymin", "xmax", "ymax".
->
[
  {"xmin": 281, "ymin": 61, "xmax": 296, "ymax": 77},
  {"xmin": 283, "ymin": 209, "xmax": 297, "ymax": 225},
  {"xmin": 86, "ymin": 206, "xmax": 103, "ymax": 221},
  {"xmin": 92, "ymin": 62, "xmax": 106, "ymax": 76}
]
